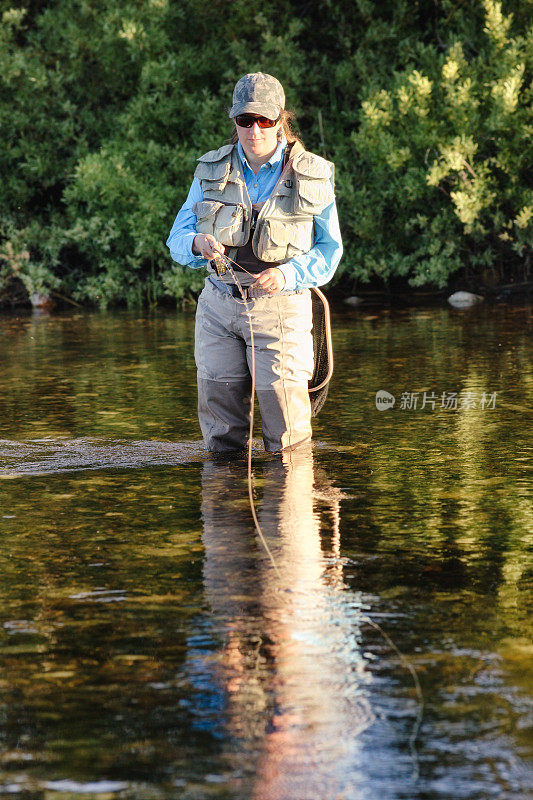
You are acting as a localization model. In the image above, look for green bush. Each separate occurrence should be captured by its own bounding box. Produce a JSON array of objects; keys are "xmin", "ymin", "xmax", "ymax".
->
[
  {"xmin": 346, "ymin": 0, "xmax": 532, "ymax": 288},
  {"xmin": 0, "ymin": 0, "xmax": 530, "ymax": 306}
]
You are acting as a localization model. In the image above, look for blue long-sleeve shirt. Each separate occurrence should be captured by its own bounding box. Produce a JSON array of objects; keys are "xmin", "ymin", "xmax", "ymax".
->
[{"xmin": 166, "ymin": 138, "xmax": 343, "ymax": 291}]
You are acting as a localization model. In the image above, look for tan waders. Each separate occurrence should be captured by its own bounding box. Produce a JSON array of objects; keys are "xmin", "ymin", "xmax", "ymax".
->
[{"xmin": 195, "ymin": 278, "xmax": 314, "ymax": 453}]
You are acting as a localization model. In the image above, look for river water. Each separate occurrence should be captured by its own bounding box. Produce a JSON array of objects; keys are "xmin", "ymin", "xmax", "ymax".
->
[{"xmin": 0, "ymin": 301, "xmax": 531, "ymax": 799}]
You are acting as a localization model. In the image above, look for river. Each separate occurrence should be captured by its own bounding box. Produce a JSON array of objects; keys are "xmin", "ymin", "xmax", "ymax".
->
[{"xmin": 0, "ymin": 300, "xmax": 531, "ymax": 799}]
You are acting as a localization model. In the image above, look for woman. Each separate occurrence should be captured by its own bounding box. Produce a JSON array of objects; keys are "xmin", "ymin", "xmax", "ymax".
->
[{"xmin": 166, "ymin": 72, "xmax": 342, "ymax": 453}]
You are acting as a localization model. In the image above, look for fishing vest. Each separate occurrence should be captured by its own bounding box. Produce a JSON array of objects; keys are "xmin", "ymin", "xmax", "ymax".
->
[{"xmin": 192, "ymin": 141, "xmax": 334, "ymax": 270}]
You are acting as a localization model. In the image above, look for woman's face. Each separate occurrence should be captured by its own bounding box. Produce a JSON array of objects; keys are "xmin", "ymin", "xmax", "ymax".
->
[{"xmin": 235, "ymin": 116, "xmax": 282, "ymax": 162}]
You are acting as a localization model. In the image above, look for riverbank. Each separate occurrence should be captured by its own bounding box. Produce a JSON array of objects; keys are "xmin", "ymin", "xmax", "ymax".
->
[{"xmin": 1, "ymin": 272, "xmax": 532, "ymax": 313}]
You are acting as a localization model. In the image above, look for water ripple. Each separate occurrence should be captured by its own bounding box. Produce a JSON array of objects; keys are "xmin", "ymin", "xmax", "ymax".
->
[{"xmin": 0, "ymin": 437, "xmax": 208, "ymax": 476}]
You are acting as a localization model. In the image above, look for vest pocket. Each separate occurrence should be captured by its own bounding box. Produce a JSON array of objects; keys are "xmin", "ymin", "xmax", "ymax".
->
[
  {"xmin": 195, "ymin": 160, "xmax": 230, "ymax": 191},
  {"xmin": 193, "ymin": 200, "xmax": 245, "ymax": 246},
  {"xmin": 215, "ymin": 203, "xmax": 244, "ymax": 246},
  {"xmin": 292, "ymin": 156, "xmax": 334, "ymax": 214},
  {"xmin": 257, "ymin": 218, "xmax": 314, "ymax": 262},
  {"xmin": 193, "ymin": 200, "xmax": 223, "ymax": 236},
  {"xmin": 295, "ymin": 177, "xmax": 334, "ymax": 213}
]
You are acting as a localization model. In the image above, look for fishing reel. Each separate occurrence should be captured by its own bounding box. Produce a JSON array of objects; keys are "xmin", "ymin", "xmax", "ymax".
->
[{"xmin": 210, "ymin": 254, "xmax": 229, "ymax": 277}]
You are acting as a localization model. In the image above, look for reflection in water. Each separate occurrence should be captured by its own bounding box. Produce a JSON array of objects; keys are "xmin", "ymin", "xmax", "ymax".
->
[
  {"xmin": 0, "ymin": 306, "xmax": 531, "ymax": 798},
  {"xmin": 198, "ymin": 448, "xmax": 372, "ymax": 800}
]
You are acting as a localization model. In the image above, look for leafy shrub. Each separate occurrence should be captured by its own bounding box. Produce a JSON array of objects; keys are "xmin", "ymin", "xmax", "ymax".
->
[
  {"xmin": 347, "ymin": 0, "xmax": 532, "ymax": 288},
  {"xmin": 0, "ymin": 0, "xmax": 530, "ymax": 306}
]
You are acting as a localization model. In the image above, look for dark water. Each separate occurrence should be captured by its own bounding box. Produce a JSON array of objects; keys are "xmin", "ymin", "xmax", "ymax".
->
[{"xmin": 0, "ymin": 302, "xmax": 531, "ymax": 799}]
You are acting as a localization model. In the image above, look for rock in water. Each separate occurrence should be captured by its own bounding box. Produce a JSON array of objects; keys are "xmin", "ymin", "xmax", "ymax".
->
[
  {"xmin": 31, "ymin": 293, "xmax": 55, "ymax": 310},
  {"xmin": 447, "ymin": 291, "xmax": 484, "ymax": 309},
  {"xmin": 344, "ymin": 296, "xmax": 364, "ymax": 307}
]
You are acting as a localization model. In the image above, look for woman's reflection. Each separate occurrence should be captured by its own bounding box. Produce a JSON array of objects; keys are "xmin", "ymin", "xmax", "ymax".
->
[{"xmin": 198, "ymin": 446, "xmax": 373, "ymax": 799}]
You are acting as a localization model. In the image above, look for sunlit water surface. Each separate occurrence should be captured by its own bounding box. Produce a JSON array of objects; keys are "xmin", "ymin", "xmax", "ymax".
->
[{"xmin": 0, "ymin": 302, "xmax": 531, "ymax": 799}]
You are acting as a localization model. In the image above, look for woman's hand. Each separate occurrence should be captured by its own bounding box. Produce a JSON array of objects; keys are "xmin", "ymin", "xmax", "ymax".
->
[
  {"xmin": 252, "ymin": 267, "xmax": 286, "ymax": 295},
  {"xmin": 193, "ymin": 233, "xmax": 225, "ymax": 259}
]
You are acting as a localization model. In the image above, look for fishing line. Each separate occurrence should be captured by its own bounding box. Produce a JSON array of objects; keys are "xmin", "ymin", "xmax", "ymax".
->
[
  {"xmin": 218, "ymin": 251, "xmax": 258, "ymax": 280},
  {"xmin": 216, "ymin": 253, "xmax": 282, "ymax": 580},
  {"xmin": 362, "ymin": 614, "xmax": 424, "ymax": 781},
  {"xmin": 211, "ymin": 256, "xmax": 423, "ymax": 777}
]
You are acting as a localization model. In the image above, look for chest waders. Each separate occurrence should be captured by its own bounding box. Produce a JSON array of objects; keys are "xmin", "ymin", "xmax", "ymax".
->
[
  {"xmin": 210, "ymin": 253, "xmax": 333, "ymax": 580},
  {"xmin": 212, "ymin": 253, "xmax": 333, "ymax": 418}
]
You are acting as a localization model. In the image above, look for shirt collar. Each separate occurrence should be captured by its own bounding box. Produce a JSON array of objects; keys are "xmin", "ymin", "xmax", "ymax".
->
[{"xmin": 237, "ymin": 135, "xmax": 287, "ymax": 173}]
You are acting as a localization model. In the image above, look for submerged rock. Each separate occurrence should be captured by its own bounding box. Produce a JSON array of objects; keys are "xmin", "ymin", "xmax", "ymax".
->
[{"xmin": 447, "ymin": 291, "xmax": 484, "ymax": 309}]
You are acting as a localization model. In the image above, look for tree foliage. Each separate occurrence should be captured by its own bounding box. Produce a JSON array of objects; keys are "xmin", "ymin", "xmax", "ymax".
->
[{"xmin": 0, "ymin": 0, "xmax": 531, "ymax": 306}]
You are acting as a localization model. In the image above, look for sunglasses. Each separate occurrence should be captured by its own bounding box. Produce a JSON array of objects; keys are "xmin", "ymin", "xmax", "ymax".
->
[{"xmin": 235, "ymin": 114, "xmax": 279, "ymax": 129}]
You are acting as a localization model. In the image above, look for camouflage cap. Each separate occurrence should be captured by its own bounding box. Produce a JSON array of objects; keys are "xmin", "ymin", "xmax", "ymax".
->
[{"xmin": 229, "ymin": 72, "xmax": 285, "ymax": 120}]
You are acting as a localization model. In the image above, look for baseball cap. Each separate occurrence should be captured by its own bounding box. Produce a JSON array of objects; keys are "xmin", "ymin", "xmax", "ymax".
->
[{"xmin": 229, "ymin": 72, "xmax": 285, "ymax": 120}]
